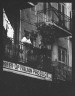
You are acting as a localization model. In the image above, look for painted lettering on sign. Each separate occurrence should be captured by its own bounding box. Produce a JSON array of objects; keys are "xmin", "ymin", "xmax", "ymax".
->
[{"xmin": 3, "ymin": 60, "xmax": 52, "ymax": 81}]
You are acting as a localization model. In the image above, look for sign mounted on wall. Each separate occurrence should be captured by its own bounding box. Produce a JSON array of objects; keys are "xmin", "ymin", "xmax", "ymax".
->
[{"xmin": 3, "ymin": 60, "xmax": 52, "ymax": 81}]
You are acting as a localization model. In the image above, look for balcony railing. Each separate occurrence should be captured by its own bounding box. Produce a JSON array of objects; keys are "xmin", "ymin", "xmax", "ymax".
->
[
  {"xmin": 36, "ymin": 6, "xmax": 72, "ymax": 33},
  {"xmin": 21, "ymin": 5, "xmax": 72, "ymax": 35},
  {"xmin": 3, "ymin": 38, "xmax": 52, "ymax": 73},
  {"xmin": 3, "ymin": 37, "xmax": 72, "ymax": 82}
]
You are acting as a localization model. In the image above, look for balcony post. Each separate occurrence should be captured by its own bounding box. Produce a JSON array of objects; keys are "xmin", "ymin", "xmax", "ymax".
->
[{"xmin": 13, "ymin": 8, "xmax": 20, "ymax": 62}]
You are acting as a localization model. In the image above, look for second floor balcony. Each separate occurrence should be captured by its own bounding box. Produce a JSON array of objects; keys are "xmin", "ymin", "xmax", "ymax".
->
[
  {"xmin": 3, "ymin": 38, "xmax": 52, "ymax": 74},
  {"xmin": 28, "ymin": 4, "xmax": 72, "ymax": 37},
  {"xmin": 37, "ymin": 6, "xmax": 72, "ymax": 32},
  {"xmin": 3, "ymin": 37, "xmax": 72, "ymax": 82}
]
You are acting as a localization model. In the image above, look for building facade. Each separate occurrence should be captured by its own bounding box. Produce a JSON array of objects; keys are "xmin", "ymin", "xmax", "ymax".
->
[{"xmin": 3, "ymin": 2, "xmax": 72, "ymax": 82}]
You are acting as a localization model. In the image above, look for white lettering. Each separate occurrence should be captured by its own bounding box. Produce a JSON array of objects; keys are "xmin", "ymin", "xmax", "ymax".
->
[
  {"xmin": 33, "ymin": 69, "xmax": 40, "ymax": 76},
  {"xmin": 3, "ymin": 60, "xmax": 52, "ymax": 81},
  {"xmin": 3, "ymin": 61, "xmax": 9, "ymax": 68},
  {"xmin": 40, "ymin": 71, "xmax": 47, "ymax": 78}
]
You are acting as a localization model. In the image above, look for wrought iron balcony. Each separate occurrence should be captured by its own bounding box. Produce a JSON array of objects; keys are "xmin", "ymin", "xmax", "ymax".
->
[
  {"xmin": 3, "ymin": 38, "xmax": 72, "ymax": 82},
  {"xmin": 36, "ymin": 6, "xmax": 72, "ymax": 34},
  {"xmin": 3, "ymin": 38, "xmax": 52, "ymax": 74}
]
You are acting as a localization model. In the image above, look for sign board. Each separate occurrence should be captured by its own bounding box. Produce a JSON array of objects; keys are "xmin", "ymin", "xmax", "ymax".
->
[{"xmin": 3, "ymin": 60, "xmax": 52, "ymax": 81}]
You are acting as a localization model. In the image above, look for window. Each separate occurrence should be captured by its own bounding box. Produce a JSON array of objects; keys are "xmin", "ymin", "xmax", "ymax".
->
[
  {"xmin": 58, "ymin": 46, "xmax": 67, "ymax": 64},
  {"xmin": 58, "ymin": 3, "xmax": 65, "ymax": 14},
  {"xmin": 48, "ymin": 3, "xmax": 51, "ymax": 17},
  {"xmin": 58, "ymin": 3, "xmax": 61, "ymax": 12},
  {"xmin": 62, "ymin": 5, "xmax": 65, "ymax": 25},
  {"xmin": 62, "ymin": 5, "xmax": 64, "ymax": 14},
  {"xmin": 43, "ymin": 3, "xmax": 46, "ymax": 14}
]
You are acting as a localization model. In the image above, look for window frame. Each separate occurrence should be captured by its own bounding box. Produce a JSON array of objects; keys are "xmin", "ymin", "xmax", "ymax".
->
[
  {"xmin": 58, "ymin": 46, "xmax": 67, "ymax": 64},
  {"xmin": 58, "ymin": 3, "xmax": 61, "ymax": 12}
]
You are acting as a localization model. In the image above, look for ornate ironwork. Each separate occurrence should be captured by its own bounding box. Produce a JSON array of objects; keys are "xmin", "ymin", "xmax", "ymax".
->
[
  {"xmin": 3, "ymin": 38, "xmax": 72, "ymax": 82},
  {"xmin": 36, "ymin": 5, "xmax": 72, "ymax": 33},
  {"xmin": 4, "ymin": 38, "xmax": 52, "ymax": 73}
]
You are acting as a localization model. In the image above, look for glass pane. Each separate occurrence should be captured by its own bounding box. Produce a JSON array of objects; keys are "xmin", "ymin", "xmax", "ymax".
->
[
  {"xmin": 58, "ymin": 3, "xmax": 61, "ymax": 12},
  {"xmin": 43, "ymin": 3, "xmax": 46, "ymax": 14},
  {"xmin": 58, "ymin": 48, "xmax": 61, "ymax": 61},
  {"xmin": 62, "ymin": 50, "xmax": 66, "ymax": 63}
]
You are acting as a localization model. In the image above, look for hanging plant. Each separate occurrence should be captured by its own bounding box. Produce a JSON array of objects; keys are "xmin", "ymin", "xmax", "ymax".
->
[{"xmin": 36, "ymin": 23, "xmax": 56, "ymax": 46}]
